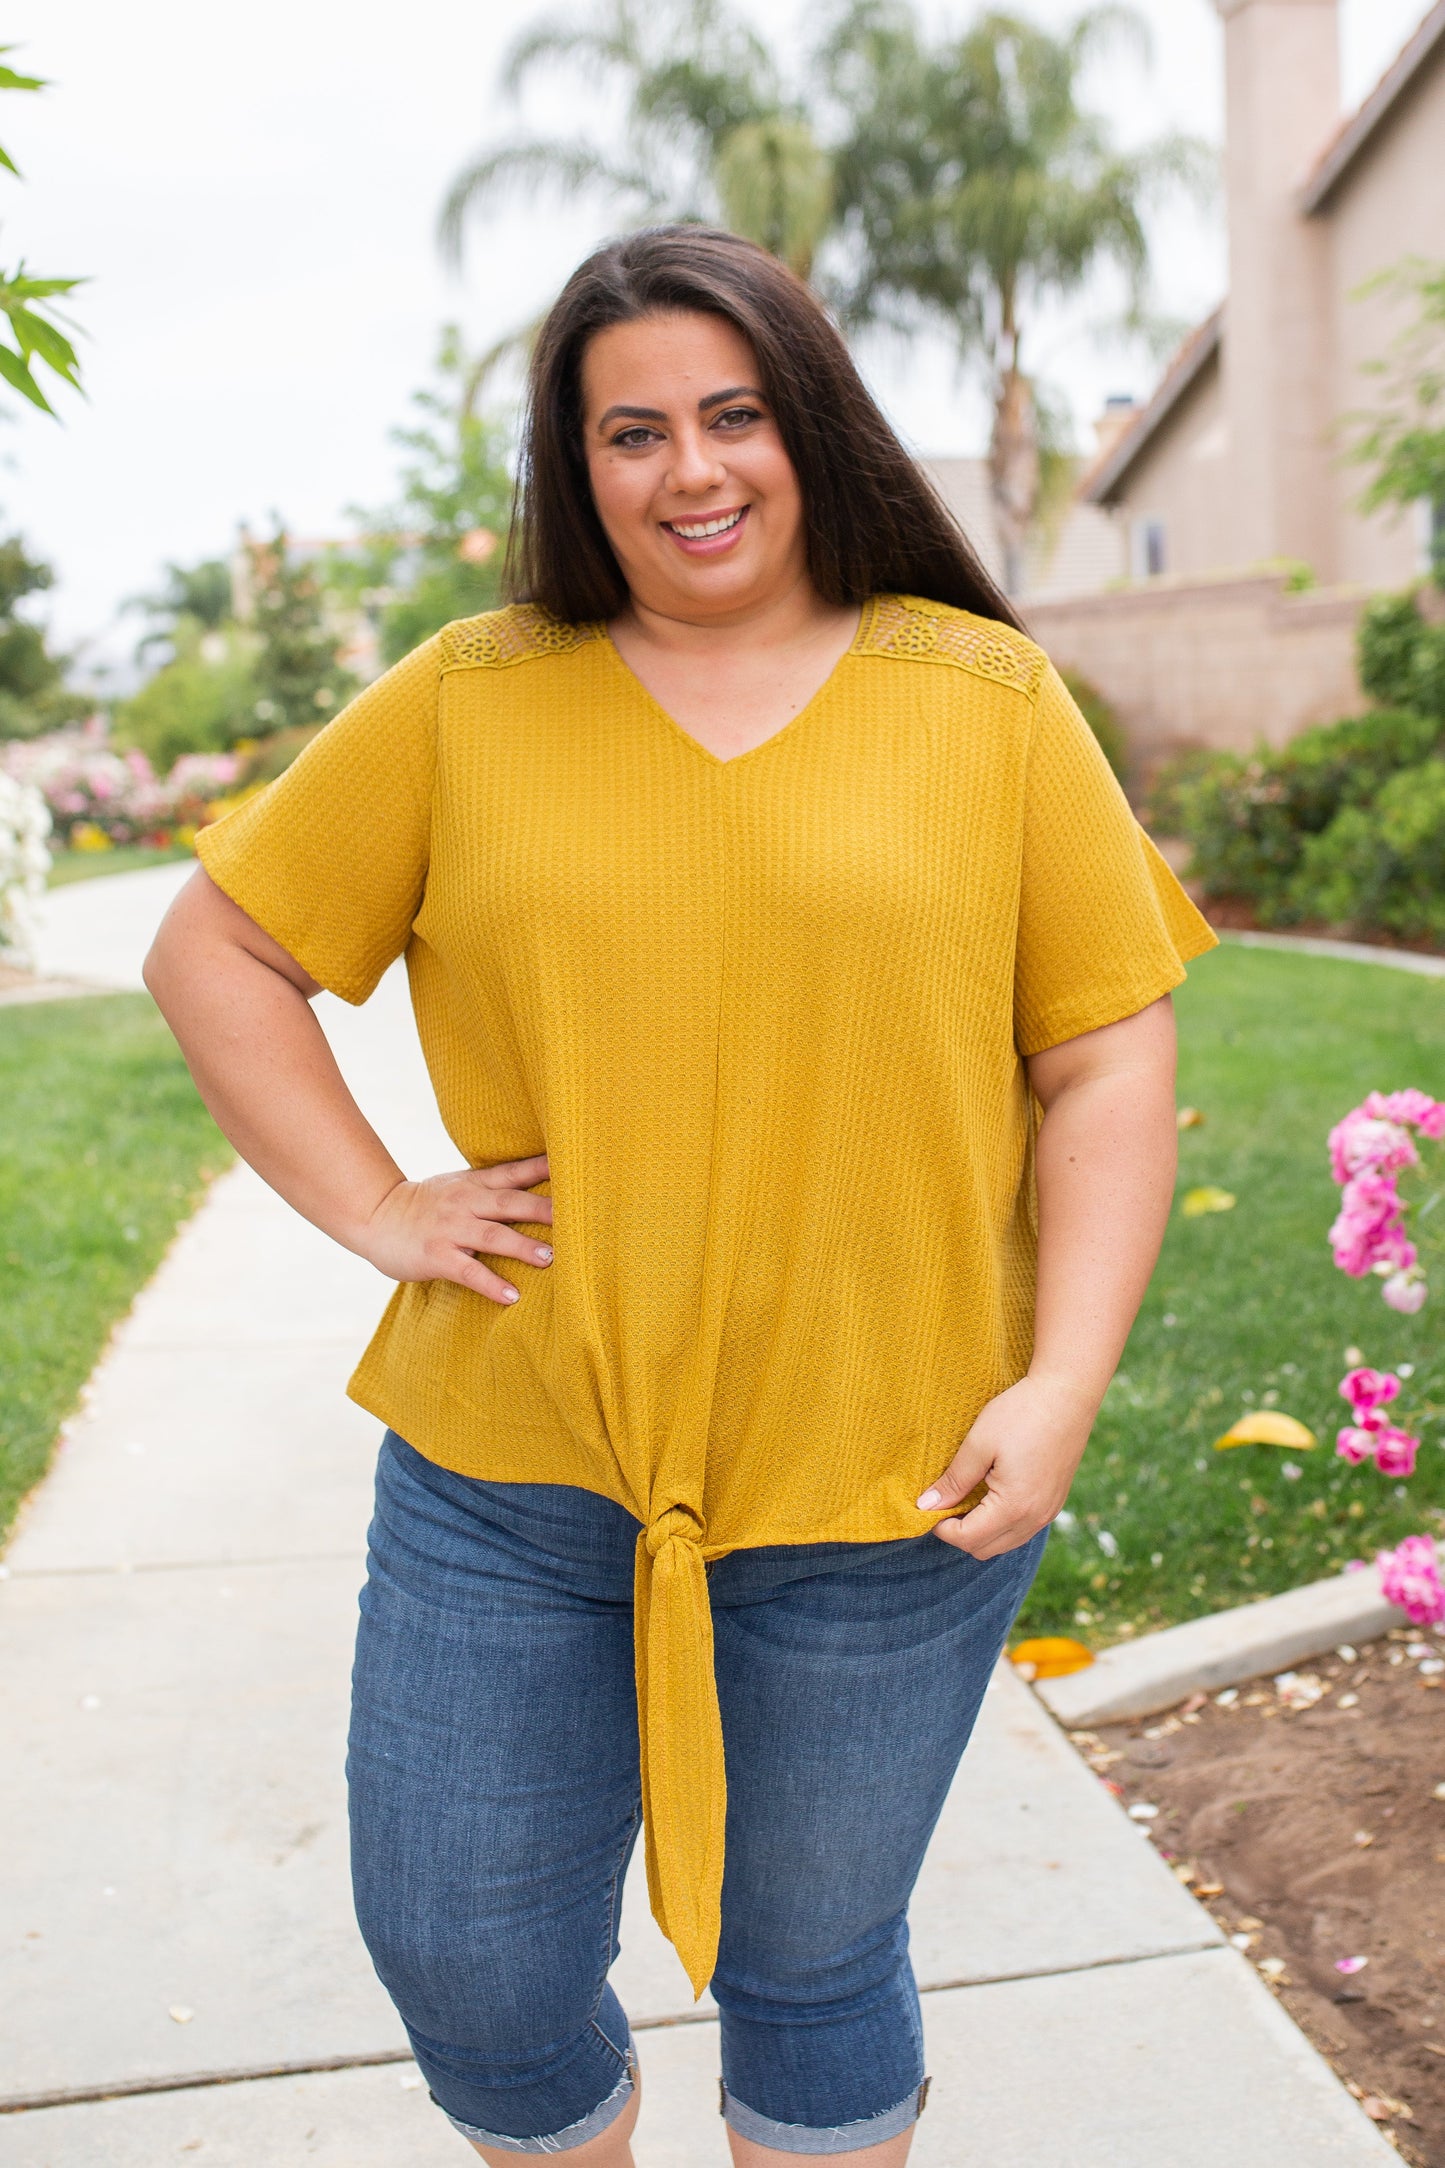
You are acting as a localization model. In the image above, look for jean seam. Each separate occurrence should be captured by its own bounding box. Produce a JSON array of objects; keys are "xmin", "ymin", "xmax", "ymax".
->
[{"xmin": 587, "ymin": 1803, "xmax": 641, "ymax": 2035}]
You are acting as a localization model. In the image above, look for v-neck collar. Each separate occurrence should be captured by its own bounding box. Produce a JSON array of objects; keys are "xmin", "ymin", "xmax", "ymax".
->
[{"xmin": 598, "ymin": 602, "xmax": 869, "ymax": 771}]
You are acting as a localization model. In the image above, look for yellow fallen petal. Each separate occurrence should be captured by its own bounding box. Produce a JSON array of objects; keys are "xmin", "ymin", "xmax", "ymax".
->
[
  {"xmin": 1177, "ymin": 1106, "xmax": 1207, "ymax": 1129},
  {"xmin": 1010, "ymin": 1635, "xmax": 1095, "ymax": 1678},
  {"xmin": 1213, "ymin": 1412, "xmax": 1318, "ymax": 1450},
  {"xmin": 1182, "ymin": 1186, "xmax": 1236, "ymax": 1217}
]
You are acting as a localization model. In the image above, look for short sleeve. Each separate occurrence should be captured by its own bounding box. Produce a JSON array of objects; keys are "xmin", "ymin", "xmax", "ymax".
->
[
  {"xmin": 195, "ymin": 635, "xmax": 441, "ymax": 1005},
  {"xmin": 1013, "ymin": 664, "xmax": 1217, "ymax": 1057}
]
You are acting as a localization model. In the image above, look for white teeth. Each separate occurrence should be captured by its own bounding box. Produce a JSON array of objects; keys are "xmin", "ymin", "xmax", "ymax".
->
[{"xmin": 668, "ymin": 510, "xmax": 744, "ymax": 539}]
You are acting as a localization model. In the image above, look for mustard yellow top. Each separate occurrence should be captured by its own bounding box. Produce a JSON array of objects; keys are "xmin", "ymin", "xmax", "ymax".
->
[{"xmin": 197, "ymin": 594, "xmax": 1215, "ymax": 1992}]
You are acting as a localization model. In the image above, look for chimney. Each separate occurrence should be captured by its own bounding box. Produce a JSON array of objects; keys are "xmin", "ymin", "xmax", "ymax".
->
[
  {"xmin": 1213, "ymin": 0, "xmax": 1341, "ymax": 573},
  {"xmin": 1093, "ymin": 395, "xmax": 1139, "ymax": 461}
]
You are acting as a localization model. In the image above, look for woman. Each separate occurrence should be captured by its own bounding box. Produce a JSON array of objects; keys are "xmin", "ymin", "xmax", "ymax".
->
[{"xmin": 145, "ymin": 226, "xmax": 1214, "ymax": 2165}]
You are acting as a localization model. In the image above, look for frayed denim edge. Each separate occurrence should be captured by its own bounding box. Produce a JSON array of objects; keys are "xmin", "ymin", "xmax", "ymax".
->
[
  {"xmin": 437, "ymin": 2052, "xmax": 635, "ymax": 2155},
  {"xmin": 720, "ymin": 2077, "xmax": 930, "ymax": 2157}
]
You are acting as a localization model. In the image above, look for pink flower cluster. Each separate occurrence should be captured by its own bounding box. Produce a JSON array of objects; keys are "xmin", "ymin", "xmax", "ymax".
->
[
  {"xmin": 1336, "ymin": 1368, "xmax": 1420, "ymax": 1477},
  {"xmin": 1328, "ymin": 1091, "xmax": 1445, "ymax": 1312},
  {"xmin": 1, "ymin": 726, "xmax": 240, "ymax": 847},
  {"xmin": 1376, "ymin": 1535, "xmax": 1445, "ymax": 1627}
]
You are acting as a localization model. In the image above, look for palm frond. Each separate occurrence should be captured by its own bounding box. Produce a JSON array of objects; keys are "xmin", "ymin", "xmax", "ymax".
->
[
  {"xmin": 438, "ymin": 141, "xmax": 658, "ymax": 266},
  {"xmin": 1067, "ymin": 4, "xmax": 1153, "ymax": 73}
]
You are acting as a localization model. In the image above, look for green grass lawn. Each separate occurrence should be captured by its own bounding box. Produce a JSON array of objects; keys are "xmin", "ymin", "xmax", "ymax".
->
[
  {"xmin": 1020, "ymin": 939, "xmax": 1445, "ymax": 1645},
  {"xmin": 46, "ymin": 842, "xmax": 195, "ymax": 887},
  {"xmin": 0, "ymin": 995, "xmax": 230, "ymax": 1545}
]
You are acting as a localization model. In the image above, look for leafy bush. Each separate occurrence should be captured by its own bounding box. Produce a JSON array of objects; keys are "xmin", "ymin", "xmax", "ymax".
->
[
  {"xmin": 1357, "ymin": 590, "xmax": 1445, "ymax": 718},
  {"xmin": 1156, "ymin": 581, "xmax": 1445, "ymax": 940},
  {"xmin": 112, "ymin": 640, "xmax": 258, "ymax": 773},
  {"xmin": 1292, "ymin": 758, "xmax": 1445, "ymax": 943},
  {"xmin": 1154, "ymin": 706, "xmax": 1440, "ymax": 918},
  {"xmin": 0, "ymin": 536, "xmax": 88, "ymax": 741},
  {"xmin": 1061, "ymin": 668, "xmax": 1128, "ymax": 783}
]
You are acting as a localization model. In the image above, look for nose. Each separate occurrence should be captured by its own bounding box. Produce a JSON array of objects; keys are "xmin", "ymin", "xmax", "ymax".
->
[{"xmin": 665, "ymin": 423, "xmax": 728, "ymax": 497}]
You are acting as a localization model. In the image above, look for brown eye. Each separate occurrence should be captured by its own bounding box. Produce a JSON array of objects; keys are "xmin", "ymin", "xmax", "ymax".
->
[{"xmin": 714, "ymin": 406, "xmax": 760, "ymax": 429}]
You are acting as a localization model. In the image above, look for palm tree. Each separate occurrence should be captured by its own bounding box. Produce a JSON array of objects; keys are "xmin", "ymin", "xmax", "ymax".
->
[
  {"xmin": 439, "ymin": 0, "xmax": 834, "ymax": 285},
  {"xmin": 441, "ymin": 0, "xmax": 1209, "ymax": 590},
  {"xmin": 821, "ymin": 2, "xmax": 1212, "ymax": 588}
]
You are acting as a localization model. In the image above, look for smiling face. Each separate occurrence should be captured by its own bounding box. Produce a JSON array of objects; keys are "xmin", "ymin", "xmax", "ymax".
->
[{"xmin": 579, "ymin": 310, "xmax": 812, "ymax": 625}]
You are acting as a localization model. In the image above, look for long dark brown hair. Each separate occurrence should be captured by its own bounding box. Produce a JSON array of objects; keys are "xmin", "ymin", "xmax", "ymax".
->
[{"xmin": 506, "ymin": 225, "xmax": 1023, "ymax": 632}]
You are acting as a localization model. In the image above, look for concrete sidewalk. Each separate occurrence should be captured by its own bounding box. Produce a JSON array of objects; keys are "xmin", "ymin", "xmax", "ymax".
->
[{"xmin": 0, "ymin": 868, "xmax": 1396, "ymax": 2164}]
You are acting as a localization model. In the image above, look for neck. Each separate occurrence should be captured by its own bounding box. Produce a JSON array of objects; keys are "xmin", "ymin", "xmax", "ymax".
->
[{"xmin": 615, "ymin": 566, "xmax": 846, "ymax": 656}]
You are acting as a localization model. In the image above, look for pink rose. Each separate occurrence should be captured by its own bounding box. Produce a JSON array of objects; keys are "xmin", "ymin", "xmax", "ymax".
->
[
  {"xmin": 1329, "ymin": 1111, "xmax": 1417, "ymax": 1184},
  {"xmin": 1368, "ymin": 1090, "xmax": 1445, "ymax": 1139},
  {"xmin": 1329, "ymin": 1174, "xmax": 1415, "ymax": 1277},
  {"xmin": 1340, "ymin": 1368, "xmax": 1401, "ymax": 1415},
  {"xmin": 1372, "ymin": 1427, "xmax": 1420, "ymax": 1479},
  {"xmin": 1336, "ymin": 1426, "xmax": 1376, "ymax": 1465},
  {"xmin": 1377, "ymin": 1536, "xmax": 1445, "ymax": 1627}
]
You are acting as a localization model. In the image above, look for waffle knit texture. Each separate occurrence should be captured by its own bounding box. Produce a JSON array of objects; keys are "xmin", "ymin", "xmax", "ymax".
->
[{"xmin": 197, "ymin": 593, "xmax": 1216, "ymax": 1993}]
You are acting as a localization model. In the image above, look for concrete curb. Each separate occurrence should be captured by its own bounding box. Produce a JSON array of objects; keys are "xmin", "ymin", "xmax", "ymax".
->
[
  {"xmin": 1219, "ymin": 928, "xmax": 1445, "ymax": 978},
  {"xmin": 1036, "ymin": 1561, "xmax": 1418, "ymax": 1727}
]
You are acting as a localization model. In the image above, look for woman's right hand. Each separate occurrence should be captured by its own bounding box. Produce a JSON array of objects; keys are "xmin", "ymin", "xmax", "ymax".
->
[{"xmin": 357, "ymin": 1154, "xmax": 554, "ymax": 1305}]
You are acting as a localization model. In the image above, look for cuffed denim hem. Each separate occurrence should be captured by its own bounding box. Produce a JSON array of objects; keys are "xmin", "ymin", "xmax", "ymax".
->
[
  {"xmin": 719, "ymin": 2076, "xmax": 930, "ymax": 2156},
  {"xmin": 438, "ymin": 2054, "xmax": 635, "ymax": 2154}
]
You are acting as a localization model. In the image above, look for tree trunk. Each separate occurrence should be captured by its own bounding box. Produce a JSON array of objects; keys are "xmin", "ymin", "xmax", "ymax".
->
[{"xmin": 989, "ymin": 352, "xmax": 1040, "ymax": 598}]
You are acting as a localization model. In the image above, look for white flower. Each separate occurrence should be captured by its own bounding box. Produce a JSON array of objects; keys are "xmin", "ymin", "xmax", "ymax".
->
[
  {"xmin": 1097, "ymin": 1529, "xmax": 1119, "ymax": 1558},
  {"xmin": 0, "ymin": 771, "xmax": 52, "ymax": 967},
  {"xmin": 1383, "ymin": 1270, "xmax": 1428, "ymax": 1314}
]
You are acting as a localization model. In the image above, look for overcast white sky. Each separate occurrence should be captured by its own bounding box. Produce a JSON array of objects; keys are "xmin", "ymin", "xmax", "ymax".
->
[{"xmin": 1, "ymin": 0, "xmax": 1432, "ymax": 679}]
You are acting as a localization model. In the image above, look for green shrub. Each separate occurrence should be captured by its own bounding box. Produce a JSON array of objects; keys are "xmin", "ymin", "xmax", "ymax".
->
[
  {"xmin": 1358, "ymin": 590, "xmax": 1427, "ymax": 706},
  {"xmin": 1413, "ymin": 621, "xmax": 1445, "ymax": 723},
  {"xmin": 1143, "ymin": 746, "xmax": 1218, "ymax": 837},
  {"xmin": 1156, "ymin": 706, "xmax": 1440, "ymax": 917},
  {"xmin": 1292, "ymin": 758, "xmax": 1445, "ymax": 942},
  {"xmin": 1060, "ymin": 668, "xmax": 1129, "ymax": 783},
  {"xmin": 1157, "ymin": 583, "xmax": 1445, "ymax": 940},
  {"xmin": 1357, "ymin": 588, "xmax": 1445, "ymax": 721},
  {"xmin": 114, "ymin": 642, "xmax": 257, "ymax": 773}
]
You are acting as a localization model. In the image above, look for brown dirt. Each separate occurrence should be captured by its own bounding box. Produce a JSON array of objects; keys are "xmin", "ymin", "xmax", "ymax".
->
[{"xmin": 1072, "ymin": 1627, "xmax": 1445, "ymax": 2163}]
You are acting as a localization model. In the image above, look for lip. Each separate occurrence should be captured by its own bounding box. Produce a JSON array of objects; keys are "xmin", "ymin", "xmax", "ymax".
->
[{"xmin": 659, "ymin": 505, "xmax": 750, "ymax": 557}]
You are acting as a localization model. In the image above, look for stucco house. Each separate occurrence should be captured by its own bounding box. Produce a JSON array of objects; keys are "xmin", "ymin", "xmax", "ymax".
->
[
  {"xmin": 1087, "ymin": 0, "xmax": 1445, "ymax": 589},
  {"xmin": 1027, "ymin": 0, "xmax": 1445, "ymax": 763}
]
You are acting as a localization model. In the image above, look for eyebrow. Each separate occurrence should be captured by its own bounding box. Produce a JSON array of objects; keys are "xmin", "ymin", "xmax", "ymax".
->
[{"xmin": 595, "ymin": 386, "xmax": 767, "ymax": 430}]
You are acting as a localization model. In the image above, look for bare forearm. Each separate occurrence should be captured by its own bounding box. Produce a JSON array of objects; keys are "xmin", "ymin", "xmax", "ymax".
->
[
  {"xmin": 146, "ymin": 913, "xmax": 402, "ymax": 1254},
  {"xmin": 1029, "ymin": 1047, "xmax": 1177, "ymax": 1411}
]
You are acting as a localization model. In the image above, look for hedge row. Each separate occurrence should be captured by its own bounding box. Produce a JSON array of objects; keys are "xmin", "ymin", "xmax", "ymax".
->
[{"xmin": 1153, "ymin": 591, "xmax": 1445, "ymax": 944}]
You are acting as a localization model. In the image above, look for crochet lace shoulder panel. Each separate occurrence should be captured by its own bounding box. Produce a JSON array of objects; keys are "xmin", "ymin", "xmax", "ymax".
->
[
  {"xmin": 858, "ymin": 595, "xmax": 1046, "ymax": 700},
  {"xmin": 438, "ymin": 605, "xmax": 605, "ymax": 673}
]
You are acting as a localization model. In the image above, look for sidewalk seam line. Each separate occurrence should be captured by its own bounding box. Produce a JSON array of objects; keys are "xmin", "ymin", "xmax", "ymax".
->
[
  {"xmin": 3, "ymin": 1552, "xmax": 361, "ymax": 1580},
  {"xmin": 0, "ymin": 1943, "xmax": 1230, "ymax": 2116}
]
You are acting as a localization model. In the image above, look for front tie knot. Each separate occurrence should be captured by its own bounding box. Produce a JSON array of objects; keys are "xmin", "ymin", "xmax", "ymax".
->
[
  {"xmin": 644, "ymin": 1504, "xmax": 705, "ymax": 1558},
  {"xmin": 633, "ymin": 1500, "xmax": 724, "ymax": 1997}
]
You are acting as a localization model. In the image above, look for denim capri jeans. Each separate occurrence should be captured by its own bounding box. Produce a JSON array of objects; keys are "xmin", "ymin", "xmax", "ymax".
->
[{"xmin": 347, "ymin": 1431, "xmax": 1044, "ymax": 2155}]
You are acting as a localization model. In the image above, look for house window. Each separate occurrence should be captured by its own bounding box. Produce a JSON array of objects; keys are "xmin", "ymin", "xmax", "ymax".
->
[
  {"xmin": 1414, "ymin": 495, "xmax": 1445, "ymax": 581},
  {"xmin": 1131, "ymin": 518, "xmax": 1167, "ymax": 580}
]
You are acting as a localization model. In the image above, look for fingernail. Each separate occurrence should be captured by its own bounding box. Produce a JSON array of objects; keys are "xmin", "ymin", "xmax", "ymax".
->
[
  {"xmin": 535, "ymin": 1245, "xmax": 552, "ymax": 1263},
  {"xmin": 503, "ymin": 1286, "xmax": 520, "ymax": 1303},
  {"xmin": 917, "ymin": 1488, "xmax": 942, "ymax": 1511}
]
